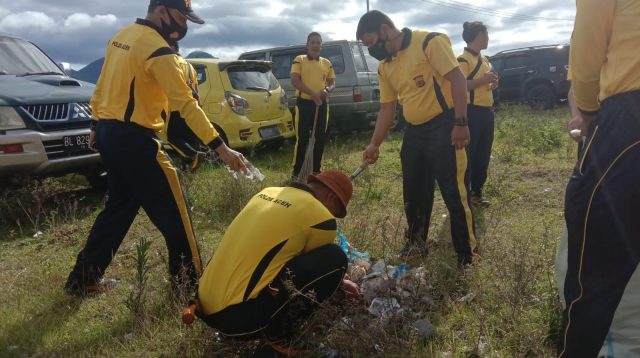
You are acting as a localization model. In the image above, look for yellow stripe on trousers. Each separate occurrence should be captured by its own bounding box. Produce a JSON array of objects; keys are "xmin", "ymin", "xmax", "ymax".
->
[
  {"xmin": 455, "ymin": 148, "xmax": 478, "ymax": 256},
  {"xmin": 154, "ymin": 140, "xmax": 202, "ymax": 274},
  {"xmin": 291, "ymin": 104, "xmax": 301, "ymax": 166}
]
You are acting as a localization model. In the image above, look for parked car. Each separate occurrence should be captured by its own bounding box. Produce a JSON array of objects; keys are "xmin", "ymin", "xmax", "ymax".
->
[
  {"xmin": 185, "ymin": 59, "xmax": 295, "ymax": 150},
  {"xmin": 239, "ymin": 40, "xmax": 391, "ymax": 130},
  {"xmin": 0, "ymin": 33, "xmax": 103, "ymax": 187},
  {"xmin": 489, "ymin": 44, "xmax": 570, "ymax": 109}
]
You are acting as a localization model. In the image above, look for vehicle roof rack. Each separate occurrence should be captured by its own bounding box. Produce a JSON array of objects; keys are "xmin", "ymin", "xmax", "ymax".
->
[{"xmin": 491, "ymin": 44, "xmax": 569, "ymax": 57}]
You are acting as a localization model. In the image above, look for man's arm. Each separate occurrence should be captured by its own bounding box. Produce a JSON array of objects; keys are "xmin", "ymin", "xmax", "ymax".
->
[
  {"xmin": 571, "ymin": 0, "xmax": 615, "ymax": 113},
  {"xmin": 146, "ymin": 52, "xmax": 247, "ymax": 172},
  {"xmin": 363, "ymin": 100, "xmax": 397, "ymax": 164},
  {"xmin": 444, "ymin": 68, "xmax": 471, "ymax": 149}
]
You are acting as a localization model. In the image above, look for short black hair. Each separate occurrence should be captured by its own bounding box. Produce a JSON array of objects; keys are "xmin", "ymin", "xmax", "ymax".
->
[
  {"xmin": 307, "ymin": 32, "xmax": 322, "ymax": 44},
  {"xmin": 462, "ymin": 21, "xmax": 487, "ymax": 43},
  {"xmin": 356, "ymin": 10, "xmax": 396, "ymax": 40}
]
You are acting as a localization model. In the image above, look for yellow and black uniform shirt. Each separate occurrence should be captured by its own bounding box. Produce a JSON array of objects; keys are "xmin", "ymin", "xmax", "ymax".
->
[
  {"xmin": 457, "ymin": 47, "xmax": 494, "ymax": 107},
  {"xmin": 90, "ymin": 19, "xmax": 223, "ymax": 148},
  {"xmin": 290, "ymin": 54, "xmax": 336, "ymax": 100},
  {"xmin": 378, "ymin": 28, "xmax": 459, "ymax": 125},
  {"xmin": 570, "ymin": 0, "xmax": 640, "ymax": 113},
  {"xmin": 198, "ymin": 183, "xmax": 337, "ymax": 315}
]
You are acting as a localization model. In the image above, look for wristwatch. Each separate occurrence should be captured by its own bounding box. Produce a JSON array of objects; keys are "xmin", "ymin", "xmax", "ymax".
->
[{"xmin": 454, "ymin": 117, "xmax": 468, "ymax": 126}]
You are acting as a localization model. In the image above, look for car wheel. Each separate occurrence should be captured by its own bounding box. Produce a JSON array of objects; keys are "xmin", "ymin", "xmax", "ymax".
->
[{"xmin": 526, "ymin": 84, "xmax": 555, "ymax": 110}]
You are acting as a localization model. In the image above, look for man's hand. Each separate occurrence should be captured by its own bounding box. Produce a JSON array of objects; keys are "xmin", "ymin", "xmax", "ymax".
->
[
  {"xmin": 363, "ymin": 144, "xmax": 380, "ymax": 165},
  {"xmin": 567, "ymin": 113, "xmax": 593, "ymax": 142},
  {"xmin": 482, "ymin": 72, "xmax": 498, "ymax": 85},
  {"xmin": 451, "ymin": 125, "xmax": 470, "ymax": 150},
  {"xmin": 311, "ymin": 92, "xmax": 323, "ymax": 106},
  {"xmin": 215, "ymin": 144, "xmax": 248, "ymax": 174},
  {"xmin": 320, "ymin": 88, "xmax": 329, "ymax": 101},
  {"xmin": 88, "ymin": 130, "xmax": 97, "ymax": 152},
  {"xmin": 342, "ymin": 279, "xmax": 361, "ymax": 299}
]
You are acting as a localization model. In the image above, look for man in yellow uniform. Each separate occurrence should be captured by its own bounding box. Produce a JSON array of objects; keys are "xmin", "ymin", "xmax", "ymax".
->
[
  {"xmin": 64, "ymin": 0, "xmax": 247, "ymax": 296},
  {"xmin": 457, "ymin": 21, "xmax": 498, "ymax": 208},
  {"xmin": 290, "ymin": 32, "xmax": 336, "ymax": 179},
  {"xmin": 356, "ymin": 10, "xmax": 478, "ymax": 265},
  {"xmin": 197, "ymin": 170, "xmax": 355, "ymax": 356},
  {"xmin": 559, "ymin": 0, "xmax": 640, "ymax": 356}
]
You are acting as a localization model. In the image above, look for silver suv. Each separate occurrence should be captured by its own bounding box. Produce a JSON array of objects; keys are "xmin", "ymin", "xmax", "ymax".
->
[
  {"xmin": 0, "ymin": 33, "xmax": 102, "ymax": 187},
  {"xmin": 239, "ymin": 40, "xmax": 383, "ymax": 130}
]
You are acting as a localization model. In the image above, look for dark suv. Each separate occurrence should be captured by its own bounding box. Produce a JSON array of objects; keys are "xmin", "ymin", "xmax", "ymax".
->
[
  {"xmin": 490, "ymin": 44, "xmax": 570, "ymax": 109},
  {"xmin": 0, "ymin": 33, "xmax": 102, "ymax": 187}
]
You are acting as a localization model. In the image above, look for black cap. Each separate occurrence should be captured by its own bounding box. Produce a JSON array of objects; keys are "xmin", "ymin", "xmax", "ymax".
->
[{"xmin": 151, "ymin": 0, "xmax": 204, "ymax": 24}]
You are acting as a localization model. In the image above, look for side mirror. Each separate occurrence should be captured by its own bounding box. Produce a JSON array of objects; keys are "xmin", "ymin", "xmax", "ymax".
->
[{"xmin": 58, "ymin": 62, "xmax": 71, "ymax": 76}]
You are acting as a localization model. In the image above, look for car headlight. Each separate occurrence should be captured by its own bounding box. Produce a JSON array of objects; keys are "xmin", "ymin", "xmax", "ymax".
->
[{"xmin": 0, "ymin": 106, "xmax": 26, "ymax": 130}]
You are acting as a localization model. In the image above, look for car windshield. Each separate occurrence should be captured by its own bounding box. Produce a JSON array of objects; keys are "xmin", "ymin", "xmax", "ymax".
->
[
  {"xmin": 0, "ymin": 36, "xmax": 63, "ymax": 76},
  {"xmin": 227, "ymin": 66, "xmax": 280, "ymax": 91}
]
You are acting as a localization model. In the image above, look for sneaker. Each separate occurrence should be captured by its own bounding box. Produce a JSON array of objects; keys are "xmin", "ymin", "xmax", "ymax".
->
[
  {"xmin": 398, "ymin": 242, "xmax": 428, "ymax": 261},
  {"xmin": 64, "ymin": 278, "xmax": 117, "ymax": 297},
  {"xmin": 471, "ymin": 193, "xmax": 490, "ymax": 208}
]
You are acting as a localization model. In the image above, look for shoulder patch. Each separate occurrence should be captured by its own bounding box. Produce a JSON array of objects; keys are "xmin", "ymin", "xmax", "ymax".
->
[
  {"xmin": 147, "ymin": 47, "xmax": 175, "ymax": 60},
  {"xmin": 457, "ymin": 57, "xmax": 468, "ymax": 63},
  {"xmin": 422, "ymin": 32, "xmax": 442, "ymax": 51}
]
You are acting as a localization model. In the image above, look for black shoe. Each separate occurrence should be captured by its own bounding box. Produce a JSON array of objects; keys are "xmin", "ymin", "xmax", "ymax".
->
[
  {"xmin": 64, "ymin": 277, "xmax": 117, "ymax": 297},
  {"xmin": 399, "ymin": 241, "xmax": 428, "ymax": 261}
]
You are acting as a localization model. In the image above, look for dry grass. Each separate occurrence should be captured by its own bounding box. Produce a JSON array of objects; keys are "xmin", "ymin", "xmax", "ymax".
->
[{"xmin": 0, "ymin": 105, "xmax": 574, "ymax": 357}]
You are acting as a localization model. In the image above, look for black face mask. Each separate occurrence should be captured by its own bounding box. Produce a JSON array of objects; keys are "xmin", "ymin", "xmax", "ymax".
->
[
  {"xmin": 161, "ymin": 8, "xmax": 188, "ymax": 41},
  {"xmin": 368, "ymin": 35, "xmax": 390, "ymax": 61}
]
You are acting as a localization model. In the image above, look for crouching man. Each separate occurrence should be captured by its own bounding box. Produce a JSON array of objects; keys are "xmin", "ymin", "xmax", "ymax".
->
[{"xmin": 196, "ymin": 170, "xmax": 358, "ymax": 356}]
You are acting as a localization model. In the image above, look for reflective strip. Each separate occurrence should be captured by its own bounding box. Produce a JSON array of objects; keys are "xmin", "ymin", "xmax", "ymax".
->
[
  {"xmin": 454, "ymin": 148, "xmax": 478, "ymax": 254},
  {"xmin": 154, "ymin": 139, "xmax": 202, "ymax": 274},
  {"xmin": 291, "ymin": 105, "xmax": 301, "ymax": 166}
]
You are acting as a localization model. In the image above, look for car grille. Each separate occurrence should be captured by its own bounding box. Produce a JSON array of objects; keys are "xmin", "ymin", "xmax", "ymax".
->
[
  {"xmin": 43, "ymin": 139, "xmax": 94, "ymax": 160},
  {"xmin": 21, "ymin": 104, "xmax": 69, "ymax": 121}
]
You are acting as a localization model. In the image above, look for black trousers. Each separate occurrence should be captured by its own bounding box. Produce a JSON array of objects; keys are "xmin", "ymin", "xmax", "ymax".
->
[
  {"xmin": 292, "ymin": 98, "xmax": 328, "ymax": 177},
  {"xmin": 67, "ymin": 120, "xmax": 202, "ymax": 286},
  {"xmin": 559, "ymin": 91, "xmax": 640, "ymax": 357},
  {"xmin": 200, "ymin": 244, "xmax": 347, "ymax": 340},
  {"xmin": 401, "ymin": 110, "xmax": 477, "ymax": 259},
  {"xmin": 467, "ymin": 105, "xmax": 494, "ymax": 196}
]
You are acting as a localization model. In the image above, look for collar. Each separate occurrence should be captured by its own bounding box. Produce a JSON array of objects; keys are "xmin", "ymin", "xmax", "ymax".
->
[
  {"xmin": 288, "ymin": 181, "xmax": 314, "ymax": 195},
  {"xmin": 400, "ymin": 27, "xmax": 412, "ymax": 50},
  {"xmin": 464, "ymin": 47, "xmax": 480, "ymax": 56},
  {"xmin": 136, "ymin": 18, "xmax": 167, "ymax": 40},
  {"xmin": 306, "ymin": 53, "xmax": 320, "ymax": 61}
]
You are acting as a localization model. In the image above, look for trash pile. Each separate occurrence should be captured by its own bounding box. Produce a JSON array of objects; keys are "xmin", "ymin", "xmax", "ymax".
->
[{"xmin": 337, "ymin": 229, "xmax": 436, "ymax": 343}]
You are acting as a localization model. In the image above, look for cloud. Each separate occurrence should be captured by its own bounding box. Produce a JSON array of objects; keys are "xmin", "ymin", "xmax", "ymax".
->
[
  {"xmin": 0, "ymin": 11, "xmax": 56, "ymax": 31},
  {"xmin": 63, "ymin": 13, "xmax": 118, "ymax": 30}
]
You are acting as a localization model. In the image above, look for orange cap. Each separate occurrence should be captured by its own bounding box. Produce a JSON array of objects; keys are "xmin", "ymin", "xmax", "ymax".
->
[{"xmin": 308, "ymin": 169, "xmax": 353, "ymax": 218}]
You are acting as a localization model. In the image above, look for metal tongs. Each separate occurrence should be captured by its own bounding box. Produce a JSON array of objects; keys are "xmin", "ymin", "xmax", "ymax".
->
[{"xmin": 349, "ymin": 162, "xmax": 369, "ymax": 181}]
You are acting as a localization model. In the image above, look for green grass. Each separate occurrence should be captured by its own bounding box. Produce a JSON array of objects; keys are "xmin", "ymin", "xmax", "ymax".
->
[{"xmin": 0, "ymin": 105, "xmax": 575, "ymax": 357}]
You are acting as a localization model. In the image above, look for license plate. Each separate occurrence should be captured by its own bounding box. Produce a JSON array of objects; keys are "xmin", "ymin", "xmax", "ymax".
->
[
  {"xmin": 63, "ymin": 134, "xmax": 90, "ymax": 152},
  {"xmin": 259, "ymin": 126, "xmax": 280, "ymax": 139}
]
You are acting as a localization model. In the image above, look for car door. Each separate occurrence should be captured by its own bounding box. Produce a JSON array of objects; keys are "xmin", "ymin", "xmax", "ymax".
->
[{"xmin": 499, "ymin": 54, "xmax": 535, "ymax": 101}]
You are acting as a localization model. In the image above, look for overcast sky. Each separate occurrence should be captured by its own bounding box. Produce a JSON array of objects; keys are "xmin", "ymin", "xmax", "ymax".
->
[{"xmin": 0, "ymin": 0, "xmax": 575, "ymax": 70}]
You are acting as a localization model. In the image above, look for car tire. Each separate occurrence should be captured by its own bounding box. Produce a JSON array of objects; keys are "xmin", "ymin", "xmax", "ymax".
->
[{"xmin": 526, "ymin": 84, "xmax": 556, "ymax": 110}]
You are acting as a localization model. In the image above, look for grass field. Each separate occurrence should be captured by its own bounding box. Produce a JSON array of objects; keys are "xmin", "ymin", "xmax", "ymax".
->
[{"xmin": 0, "ymin": 105, "xmax": 576, "ymax": 357}]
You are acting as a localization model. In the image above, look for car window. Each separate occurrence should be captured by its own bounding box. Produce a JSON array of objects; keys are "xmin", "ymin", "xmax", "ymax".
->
[
  {"xmin": 363, "ymin": 50, "xmax": 379, "ymax": 73},
  {"xmin": 503, "ymin": 55, "xmax": 529, "ymax": 70},
  {"xmin": 320, "ymin": 46, "xmax": 345, "ymax": 75},
  {"xmin": 0, "ymin": 37, "xmax": 63, "ymax": 76},
  {"xmin": 193, "ymin": 65, "xmax": 207, "ymax": 85},
  {"xmin": 271, "ymin": 51, "xmax": 306, "ymax": 79},
  {"xmin": 239, "ymin": 53, "xmax": 266, "ymax": 61},
  {"xmin": 227, "ymin": 66, "xmax": 280, "ymax": 91},
  {"xmin": 351, "ymin": 43, "xmax": 367, "ymax": 72}
]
